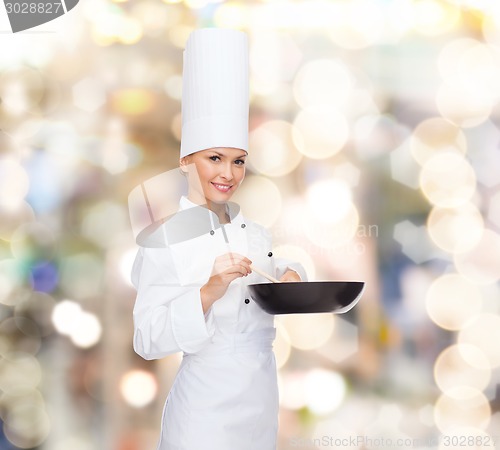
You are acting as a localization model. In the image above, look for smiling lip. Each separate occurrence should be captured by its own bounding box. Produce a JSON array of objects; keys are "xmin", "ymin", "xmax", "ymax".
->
[{"xmin": 211, "ymin": 182, "xmax": 233, "ymax": 193}]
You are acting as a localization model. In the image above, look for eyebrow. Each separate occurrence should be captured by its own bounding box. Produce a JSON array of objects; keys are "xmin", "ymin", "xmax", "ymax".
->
[{"xmin": 212, "ymin": 151, "xmax": 247, "ymax": 159}]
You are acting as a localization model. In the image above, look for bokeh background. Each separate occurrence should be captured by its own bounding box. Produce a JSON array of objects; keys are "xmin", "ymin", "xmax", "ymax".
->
[{"xmin": 1, "ymin": 0, "xmax": 500, "ymax": 449}]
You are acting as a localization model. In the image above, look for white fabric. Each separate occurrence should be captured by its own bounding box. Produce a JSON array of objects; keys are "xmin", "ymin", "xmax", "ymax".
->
[
  {"xmin": 180, "ymin": 28, "xmax": 249, "ymax": 158},
  {"xmin": 131, "ymin": 197, "xmax": 306, "ymax": 449}
]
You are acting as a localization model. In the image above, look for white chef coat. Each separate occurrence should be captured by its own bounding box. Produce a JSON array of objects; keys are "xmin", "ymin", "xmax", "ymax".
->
[{"xmin": 131, "ymin": 196, "xmax": 306, "ymax": 450}]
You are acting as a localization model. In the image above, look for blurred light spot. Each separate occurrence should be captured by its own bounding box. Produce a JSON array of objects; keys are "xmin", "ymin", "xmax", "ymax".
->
[
  {"xmin": 59, "ymin": 253, "xmax": 104, "ymax": 299},
  {"xmin": 436, "ymin": 81, "xmax": 493, "ymax": 128},
  {"xmin": 0, "ymin": 352, "xmax": 42, "ymax": 392},
  {"xmin": 434, "ymin": 387, "xmax": 491, "ymax": 432},
  {"xmin": 70, "ymin": 311, "xmax": 102, "ymax": 349},
  {"xmin": 0, "ymin": 66, "xmax": 45, "ymax": 115},
  {"xmin": 293, "ymin": 107, "xmax": 349, "ymax": 159},
  {"xmin": 303, "ymin": 204, "xmax": 359, "ymax": 250},
  {"xmin": 427, "ymin": 204, "xmax": 484, "ymax": 254},
  {"xmin": 81, "ymin": 201, "xmax": 129, "ymax": 248},
  {"xmin": 10, "ymin": 222, "xmax": 56, "ymax": 263},
  {"xmin": 0, "ymin": 158, "xmax": 30, "ymax": 211},
  {"xmin": 389, "ymin": 140, "xmax": 420, "ymax": 189},
  {"xmin": 412, "ymin": 0, "xmax": 460, "ymax": 36},
  {"xmin": 410, "ymin": 117, "xmax": 467, "ymax": 166},
  {"xmin": 214, "ymin": 2, "xmax": 249, "ymax": 29},
  {"xmin": 0, "ymin": 201, "xmax": 35, "ymax": 241},
  {"xmin": 167, "ymin": 25, "xmax": 194, "ymax": 48},
  {"xmin": 30, "ymin": 261, "xmax": 58, "ymax": 293},
  {"xmin": 458, "ymin": 314, "xmax": 500, "ymax": 369},
  {"xmin": 248, "ymin": 120, "xmax": 303, "ymax": 177},
  {"xmin": 3, "ymin": 403, "xmax": 50, "ymax": 449},
  {"xmin": 110, "ymin": 89, "xmax": 155, "ymax": 116},
  {"xmin": 51, "ymin": 300, "xmax": 82, "ymax": 336},
  {"xmin": 273, "ymin": 244, "xmax": 316, "ymax": 281},
  {"xmin": 419, "ymin": 153, "xmax": 476, "ymax": 208},
  {"xmin": 120, "ymin": 370, "xmax": 158, "ymax": 408},
  {"xmin": 454, "ymin": 230, "xmax": 500, "ymax": 285},
  {"xmin": 72, "ymin": 77, "xmax": 106, "ymax": 112},
  {"xmin": 279, "ymin": 313, "xmax": 334, "ymax": 350},
  {"xmin": 231, "ymin": 176, "xmax": 281, "ymax": 227},
  {"xmin": 306, "ymin": 179, "xmax": 352, "ymax": 224},
  {"xmin": 293, "ymin": 59, "xmax": 352, "ymax": 109},
  {"xmin": 333, "ymin": 162, "xmax": 361, "ymax": 188},
  {"xmin": 434, "ymin": 344, "xmax": 491, "ymax": 393},
  {"xmin": 393, "ymin": 220, "xmax": 442, "ymax": 264},
  {"xmin": 316, "ymin": 316, "xmax": 359, "ymax": 363},
  {"xmin": 304, "ymin": 369, "xmax": 346, "ymax": 415},
  {"xmin": 274, "ymin": 321, "xmax": 291, "ymax": 369},
  {"xmin": 250, "ymin": 31, "xmax": 302, "ymax": 84},
  {"xmin": 91, "ymin": 6, "xmax": 143, "ymax": 46},
  {"xmin": 438, "ymin": 39, "xmax": 500, "ymax": 99},
  {"xmin": 164, "ymin": 74, "xmax": 183, "ymax": 100},
  {"xmin": 425, "ymin": 273, "xmax": 482, "ymax": 331},
  {"xmin": 279, "ymin": 371, "xmax": 306, "ymax": 410},
  {"xmin": 327, "ymin": 0, "xmax": 385, "ymax": 49}
]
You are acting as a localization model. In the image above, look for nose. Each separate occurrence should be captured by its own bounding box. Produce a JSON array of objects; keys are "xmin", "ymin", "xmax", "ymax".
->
[{"xmin": 220, "ymin": 162, "xmax": 234, "ymax": 181}]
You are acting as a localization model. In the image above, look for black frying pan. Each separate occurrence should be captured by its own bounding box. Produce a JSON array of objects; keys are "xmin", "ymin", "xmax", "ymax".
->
[{"xmin": 248, "ymin": 281, "xmax": 365, "ymax": 315}]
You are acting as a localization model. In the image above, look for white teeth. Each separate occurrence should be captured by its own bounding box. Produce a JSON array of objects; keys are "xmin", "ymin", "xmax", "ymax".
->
[{"xmin": 213, "ymin": 183, "xmax": 231, "ymax": 192}]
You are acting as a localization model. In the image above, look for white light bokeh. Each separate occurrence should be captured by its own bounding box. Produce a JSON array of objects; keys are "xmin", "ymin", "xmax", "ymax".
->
[
  {"xmin": 454, "ymin": 229, "xmax": 500, "ymax": 285},
  {"xmin": 279, "ymin": 313, "xmax": 334, "ymax": 350},
  {"xmin": 120, "ymin": 370, "xmax": 158, "ymax": 408},
  {"xmin": 458, "ymin": 314, "xmax": 500, "ymax": 369},
  {"xmin": 425, "ymin": 273, "xmax": 482, "ymax": 331},
  {"xmin": 304, "ymin": 369, "xmax": 346, "ymax": 415},
  {"xmin": 419, "ymin": 153, "xmax": 476, "ymax": 208},
  {"xmin": 434, "ymin": 387, "xmax": 491, "ymax": 432},
  {"xmin": 427, "ymin": 203, "xmax": 484, "ymax": 254},
  {"xmin": 293, "ymin": 107, "xmax": 349, "ymax": 159},
  {"xmin": 410, "ymin": 117, "xmax": 467, "ymax": 166},
  {"xmin": 434, "ymin": 344, "xmax": 491, "ymax": 393},
  {"xmin": 248, "ymin": 120, "xmax": 303, "ymax": 177},
  {"xmin": 0, "ymin": 157, "xmax": 30, "ymax": 211}
]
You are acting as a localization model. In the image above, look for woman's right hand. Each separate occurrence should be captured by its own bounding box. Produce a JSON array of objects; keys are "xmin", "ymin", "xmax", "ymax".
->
[{"xmin": 200, "ymin": 253, "xmax": 252, "ymax": 312}]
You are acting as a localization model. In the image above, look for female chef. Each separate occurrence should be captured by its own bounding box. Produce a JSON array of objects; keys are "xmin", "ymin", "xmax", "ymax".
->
[{"xmin": 131, "ymin": 28, "xmax": 307, "ymax": 450}]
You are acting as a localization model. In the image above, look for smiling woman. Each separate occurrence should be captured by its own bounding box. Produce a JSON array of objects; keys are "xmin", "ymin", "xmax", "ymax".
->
[{"xmin": 130, "ymin": 28, "xmax": 305, "ymax": 450}]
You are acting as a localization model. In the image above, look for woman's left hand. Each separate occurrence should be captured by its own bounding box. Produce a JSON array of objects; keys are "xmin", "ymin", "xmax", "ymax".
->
[{"xmin": 280, "ymin": 270, "xmax": 301, "ymax": 282}]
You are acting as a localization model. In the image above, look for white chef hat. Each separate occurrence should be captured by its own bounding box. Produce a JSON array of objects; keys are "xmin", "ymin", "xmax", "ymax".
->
[{"xmin": 180, "ymin": 28, "xmax": 249, "ymax": 159}]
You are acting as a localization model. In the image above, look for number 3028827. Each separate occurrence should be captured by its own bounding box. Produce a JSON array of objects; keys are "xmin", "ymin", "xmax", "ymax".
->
[{"xmin": 4, "ymin": 3, "xmax": 63, "ymax": 14}]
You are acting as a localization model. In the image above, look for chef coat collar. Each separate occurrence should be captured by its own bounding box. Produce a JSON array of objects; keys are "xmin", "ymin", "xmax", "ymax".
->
[{"xmin": 179, "ymin": 195, "xmax": 241, "ymax": 224}]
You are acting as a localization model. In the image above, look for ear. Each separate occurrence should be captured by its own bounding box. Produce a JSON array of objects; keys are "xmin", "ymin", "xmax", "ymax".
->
[{"xmin": 179, "ymin": 157, "xmax": 189, "ymax": 173}]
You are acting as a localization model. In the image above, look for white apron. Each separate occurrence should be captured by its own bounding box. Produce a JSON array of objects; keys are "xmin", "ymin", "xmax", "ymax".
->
[{"xmin": 131, "ymin": 197, "xmax": 306, "ymax": 450}]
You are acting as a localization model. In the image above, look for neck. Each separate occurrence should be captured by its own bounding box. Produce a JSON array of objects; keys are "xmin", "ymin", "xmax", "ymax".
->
[{"xmin": 186, "ymin": 191, "xmax": 230, "ymax": 224}]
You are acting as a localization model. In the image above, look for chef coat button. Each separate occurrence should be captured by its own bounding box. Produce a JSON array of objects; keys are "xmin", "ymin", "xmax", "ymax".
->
[
  {"xmin": 241, "ymin": 223, "xmax": 246, "ymax": 228},
  {"xmin": 210, "ymin": 230, "xmax": 215, "ymax": 235},
  {"xmin": 244, "ymin": 298, "xmax": 250, "ymax": 304},
  {"xmin": 268, "ymin": 252, "xmax": 273, "ymax": 257}
]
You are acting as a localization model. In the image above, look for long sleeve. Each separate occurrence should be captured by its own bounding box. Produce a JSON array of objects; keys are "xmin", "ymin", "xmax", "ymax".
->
[{"xmin": 131, "ymin": 246, "xmax": 215, "ymax": 360}]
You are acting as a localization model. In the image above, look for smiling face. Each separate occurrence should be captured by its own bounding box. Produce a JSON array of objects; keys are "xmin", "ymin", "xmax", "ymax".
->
[{"xmin": 180, "ymin": 147, "xmax": 247, "ymax": 206}]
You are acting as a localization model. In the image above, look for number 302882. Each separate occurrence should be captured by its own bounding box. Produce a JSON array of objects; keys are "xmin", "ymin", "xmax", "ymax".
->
[{"xmin": 4, "ymin": 3, "xmax": 63, "ymax": 14}]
